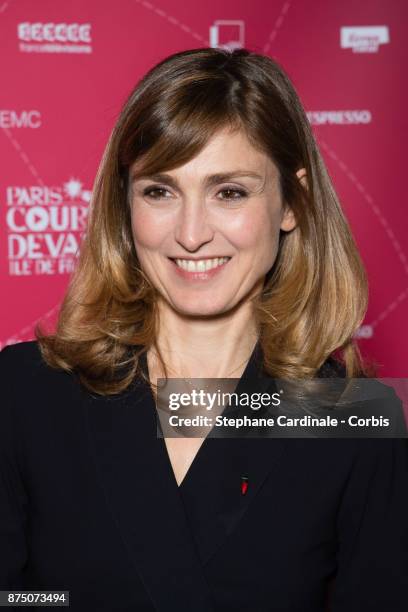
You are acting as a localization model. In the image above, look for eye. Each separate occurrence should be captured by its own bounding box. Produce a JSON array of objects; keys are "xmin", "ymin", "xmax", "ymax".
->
[
  {"xmin": 217, "ymin": 187, "xmax": 248, "ymax": 201},
  {"xmin": 143, "ymin": 186, "xmax": 172, "ymax": 200}
]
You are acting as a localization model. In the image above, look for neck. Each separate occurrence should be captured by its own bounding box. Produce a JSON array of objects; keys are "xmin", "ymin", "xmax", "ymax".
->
[{"xmin": 147, "ymin": 300, "xmax": 259, "ymax": 380}]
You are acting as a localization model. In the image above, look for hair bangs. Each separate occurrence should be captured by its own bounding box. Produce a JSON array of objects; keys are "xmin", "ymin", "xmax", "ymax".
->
[{"xmin": 121, "ymin": 79, "xmax": 244, "ymax": 185}]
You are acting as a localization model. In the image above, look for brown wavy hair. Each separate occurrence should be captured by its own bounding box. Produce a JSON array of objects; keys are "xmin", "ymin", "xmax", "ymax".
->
[{"xmin": 35, "ymin": 47, "xmax": 371, "ymax": 395}]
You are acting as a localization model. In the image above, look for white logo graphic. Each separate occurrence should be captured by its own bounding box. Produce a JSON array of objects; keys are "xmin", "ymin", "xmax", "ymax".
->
[
  {"xmin": 307, "ymin": 110, "xmax": 372, "ymax": 125},
  {"xmin": 0, "ymin": 110, "xmax": 41, "ymax": 129},
  {"xmin": 5, "ymin": 178, "xmax": 91, "ymax": 276},
  {"xmin": 340, "ymin": 26, "xmax": 389, "ymax": 53},
  {"xmin": 209, "ymin": 20, "xmax": 245, "ymax": 50},
  {"xmin": 354, "ymin": 325, "xmax": 373, "ymax": 339},
  {"xmin": 17, "ymin": 22, "xmax": 92, "ymax": 54}
]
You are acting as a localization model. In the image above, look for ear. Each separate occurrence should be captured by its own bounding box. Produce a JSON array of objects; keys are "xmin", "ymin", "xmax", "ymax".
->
[
  {"xmin": 279, "ymin": 167, "xmax": 307, "ymax": 232},
  {"xmin": 295, "ymin": 167, "xmax": 307, "ymax": 189},
  {"xmin": 280, "ymin": 206, "xmax": 296, "ymax": 232}
]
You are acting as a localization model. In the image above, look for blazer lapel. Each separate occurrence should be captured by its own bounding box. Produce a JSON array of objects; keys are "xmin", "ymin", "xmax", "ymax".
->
[
  {"xmin": 177, "ymin": 344, "xmax": 289, "ymax": 565},
  {"xmin": 82, "ymin": 378, "xmax": 216, "ymax": 611}
]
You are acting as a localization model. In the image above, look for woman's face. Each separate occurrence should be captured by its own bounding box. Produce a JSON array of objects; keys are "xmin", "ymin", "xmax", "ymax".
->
[{"xmin": 130, "ymin": 127, "xmax": 297, "ymax": 317}]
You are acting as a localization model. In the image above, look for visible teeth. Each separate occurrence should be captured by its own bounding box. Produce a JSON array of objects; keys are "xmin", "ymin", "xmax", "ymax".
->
[{"xmin": 175, "ymin": 257, "xmax": 230, "ymax": 272}]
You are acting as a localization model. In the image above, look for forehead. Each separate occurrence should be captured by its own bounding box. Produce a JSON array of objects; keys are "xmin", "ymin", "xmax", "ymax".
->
[{"xmin": 130, "ymin": 127, "xmax": 278, "ymax": 180}]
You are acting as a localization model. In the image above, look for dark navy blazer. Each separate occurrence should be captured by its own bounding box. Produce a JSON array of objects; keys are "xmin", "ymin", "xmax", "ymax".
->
[{"xmin": 1, "ymin": 340, "xmax": 408, "ymax": 611}]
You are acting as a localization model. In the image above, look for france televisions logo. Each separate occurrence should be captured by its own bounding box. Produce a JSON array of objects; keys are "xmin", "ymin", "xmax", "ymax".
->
[{"xmin": 17, "ymin": 22, "xmax": 92, "ymax": 54}]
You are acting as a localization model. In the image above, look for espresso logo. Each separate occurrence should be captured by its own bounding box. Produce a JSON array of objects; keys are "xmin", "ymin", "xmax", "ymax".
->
[
  {"xmin": 5, "ymin": 179, "xmax": 91, "ymax": 276},
  {"xmin": 307, "ymin": 110, "xmax": 372, "ymax": 125}
]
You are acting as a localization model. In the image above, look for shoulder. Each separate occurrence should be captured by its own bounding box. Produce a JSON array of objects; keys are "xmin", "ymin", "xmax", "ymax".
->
[
  {"xmin": 0, "ymin": 342, "xmax": 92, "ymax": 483},
  {"xmin": 0, "ymin": 340, "xmax": 91, "ymax": 468},
  {"xmin": 1, "ymin": 339, "xmax": 44, "ymax": 371},
  {"xmin": 1, "ymin": 340, "xmax": 57, "ymax": 384},
  {"xmin": 0, "ymin": 339, "xmax": 81, "ymax": 403}
]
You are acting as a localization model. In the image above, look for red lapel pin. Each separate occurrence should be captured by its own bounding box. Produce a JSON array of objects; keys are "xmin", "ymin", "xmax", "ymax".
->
[{"xmin": 241, "ymin": 476, "xmax": 249, "ymax": 495}]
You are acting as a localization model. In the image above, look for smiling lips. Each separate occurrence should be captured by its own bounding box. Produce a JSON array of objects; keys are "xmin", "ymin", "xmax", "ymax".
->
[{"xmin": 169, "ymin": 256, "xmax": 231, "ymax": 278}]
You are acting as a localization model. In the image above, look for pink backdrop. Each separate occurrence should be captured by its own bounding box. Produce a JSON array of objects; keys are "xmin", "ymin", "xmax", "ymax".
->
[{"xmin": 1, "ymin": 0, "xmax": 407, "ymax": 376}]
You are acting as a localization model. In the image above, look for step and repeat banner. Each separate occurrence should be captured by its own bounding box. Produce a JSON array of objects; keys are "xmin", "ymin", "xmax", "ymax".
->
[{"xmin": 1, "ymin": 0, "xmax": 407, "ymax": 375}]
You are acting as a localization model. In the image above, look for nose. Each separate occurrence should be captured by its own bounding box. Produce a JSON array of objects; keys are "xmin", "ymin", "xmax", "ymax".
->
[{"xmin": 174, "ymin": 197, "xmax": 215, "ymax": 252}]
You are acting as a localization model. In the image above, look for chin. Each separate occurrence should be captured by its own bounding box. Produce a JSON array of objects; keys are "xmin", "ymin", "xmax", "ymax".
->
[{"xmin": 170, "ymin": 297, "xmax": 232, "ymax": 318}]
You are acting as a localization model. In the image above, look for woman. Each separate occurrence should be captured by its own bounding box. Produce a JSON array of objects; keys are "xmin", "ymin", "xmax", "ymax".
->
[{"xmin": 1, "ymin": 48, "xmax": 407, "ymax": 611}]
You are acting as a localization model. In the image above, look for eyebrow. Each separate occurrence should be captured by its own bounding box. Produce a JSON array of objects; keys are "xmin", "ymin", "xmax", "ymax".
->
[{"xmin": 130, "ymin": 171, "xmax": 264, "ymax": 188}]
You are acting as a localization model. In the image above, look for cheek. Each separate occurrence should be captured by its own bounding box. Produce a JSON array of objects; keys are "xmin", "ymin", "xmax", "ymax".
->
[
  {"xmin": 228, "ymin": 206, "xmax": 281, "ymax": 251},
  {"xmin": 131, "ymin": 207, "xmax": 166, "ymax": 248}
]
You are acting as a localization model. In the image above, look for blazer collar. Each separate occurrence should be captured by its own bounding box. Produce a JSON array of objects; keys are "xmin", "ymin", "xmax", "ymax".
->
[
  {"xmin": 81, "ymin": 340, "xmax": 289, "ymax": 610},
  {"xmin": 82, "ymin": 378, "xmax": 216, "ymax": 611}
]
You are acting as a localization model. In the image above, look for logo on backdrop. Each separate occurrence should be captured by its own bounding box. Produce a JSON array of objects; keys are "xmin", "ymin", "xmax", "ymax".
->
[
  {"xmin": 0, "ymin": 109, "xmax": 41, "ymax": 129},
  {"xmin": 340, "ymin": 26, "xmax": 389, "ymax": 53},
  {"xmin": 209, "ymin": 20, "xmax": 245, "ymax": 50},
  {"xmin": 307, "ymin": 110, "xmax": 372, "ymax": 125},
  {"xmin": 354, "ymin": 325, "xmax": 374, "ymax": 339},
  {"xmin": 5, "ymin": 178, "xmax": 91, "ymax": 277},
  {"xmin": 17, "ymin": 22, "xmax": 92, "ymax": 54}
]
